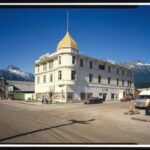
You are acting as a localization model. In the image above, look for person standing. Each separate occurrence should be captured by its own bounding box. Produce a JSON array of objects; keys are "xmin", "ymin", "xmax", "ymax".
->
[{"xmin": 42, "ymin": 96, "xmax": 44, "ymax": 104}]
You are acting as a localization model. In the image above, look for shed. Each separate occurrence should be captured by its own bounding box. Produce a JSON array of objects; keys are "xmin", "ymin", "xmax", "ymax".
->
[{"xmin": 7, "ymin": 80, "xmax": 35, "ymax": 100}]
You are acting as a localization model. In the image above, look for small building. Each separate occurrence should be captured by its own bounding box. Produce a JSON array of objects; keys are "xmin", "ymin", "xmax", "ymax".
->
[{"xmin": 7, "ymin": 80, "xmax": 35, "ymax": 100}]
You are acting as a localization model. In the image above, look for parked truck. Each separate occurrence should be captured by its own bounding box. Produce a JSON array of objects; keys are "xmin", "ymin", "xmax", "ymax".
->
[{"xmin": 134, "ymin": 89, "xmax": 150, "ymax": 108}]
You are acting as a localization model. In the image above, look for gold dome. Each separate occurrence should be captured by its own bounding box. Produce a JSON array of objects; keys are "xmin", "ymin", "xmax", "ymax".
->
[{"xmin": 57, "ymin": 31, "xmax": 77, "ymax": 50}]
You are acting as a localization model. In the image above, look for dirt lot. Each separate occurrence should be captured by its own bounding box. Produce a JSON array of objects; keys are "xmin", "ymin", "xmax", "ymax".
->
[{"xmin": 0, "ymin": 100, "xmax": 149, "ymax": 144}]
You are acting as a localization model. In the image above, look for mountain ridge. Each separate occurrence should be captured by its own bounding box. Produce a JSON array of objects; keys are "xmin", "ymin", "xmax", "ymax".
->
[
  {"xmin": 0, "ymin": 65, "xmax": 34, "ymax": 82},
  {"xmin": 105, "ymin": 60, "xmax": 150, "ymax": 88}
]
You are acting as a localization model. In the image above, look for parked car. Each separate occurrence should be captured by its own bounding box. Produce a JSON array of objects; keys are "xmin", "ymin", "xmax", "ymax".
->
[
  {"xmin": 84, "ymin": 97, "xmax": 104, "ymax": 104},
  {"xmin": 120, "ymin": 95, "xmax": 133, "ymax": 102},
  {"xmin": 134, "ymin": 90, "xmax": 150, "ymax": 108}
]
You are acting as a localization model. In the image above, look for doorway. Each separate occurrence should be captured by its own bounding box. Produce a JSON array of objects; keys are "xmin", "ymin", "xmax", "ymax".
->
[{"xmin": 103, "ymin": 93, "xmax": 107, "ymax": 101}]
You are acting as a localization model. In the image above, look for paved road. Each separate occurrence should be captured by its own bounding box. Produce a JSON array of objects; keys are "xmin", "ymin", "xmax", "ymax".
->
[{"xmin": 0, "ymin": 100, "xmax": 150, "ymax": 144}]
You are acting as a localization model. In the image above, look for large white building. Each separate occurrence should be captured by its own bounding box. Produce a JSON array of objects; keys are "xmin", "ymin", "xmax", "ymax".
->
[{"xmin": 35, "ymin": 30, "xmax": 134, "ymax": 102}]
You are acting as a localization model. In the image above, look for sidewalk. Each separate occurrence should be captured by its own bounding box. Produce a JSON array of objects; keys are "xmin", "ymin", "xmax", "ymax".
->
[
  {"xmin": 10, "ymin": 100, "xmax": 83, "ymax": 107},
  {"xmin": 9, "ymin": 99, "xmax": 123, "ymax": 107}
]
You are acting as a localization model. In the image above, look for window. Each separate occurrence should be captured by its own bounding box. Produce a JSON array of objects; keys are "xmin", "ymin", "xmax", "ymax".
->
[
  {"xmin": 43, "ymin": 75, "xmax": 46, "ymax": 83},
  {"xmin": 50, "ymin": 74, "xmax": 53, "ymax": 82},
  {"xmin": 89, "ymin": 74, "xmax": 93, "ymax": 82},
  {"xmin": 80, "ymin": 92, "xmax": 86, "ymax": 100},
  {"xmin": 80, "ymin": 59, "xmax": 83, "ymax": 67},
  {"xmin": 49, "ymin": 61, "xmax": 53, "ymax": 69},
  {"xmin": 108, "ymin": 66, "xmax": 111, "ymax": 73},
  {"xmin": 43, "ymin": 63, "xmax": 47, "ymax": 71},
  {"xmin": 72, "ymin": 56, "xmax": 76, "ymax": 64},
  {"xmin": 99, "ymin": 64, "xmax": 105, "ymax": 70},
  {"xmin": 117, "ymin": 68, "xmax": 119, "ymax": 75},
  {"xmin": 90, "ymin": 61, "xmax": 93, "ymax": 69},
  {"xmin": 108, "ymin": 77, "xmax": 111, "ymax": 84},
  {"xmin": 138, "ymin": 95, "xmax": 150, "ymax": 99},
  {"xmin": 87, "ymin": 93, "xmax": 92, "ymax": 99},
  {"xmin": 99, "ymin": 93, "xmax": 103, "ymax": 98},
  {"xmin": 117, "ymin": 79, "xmax": 119, "ymax": 86},
  {"xmin": 111, "ymin": 93, "xmax": 115, "ymax": 99},
  {"xmin": 122, "ymin": 80, "xmax": 124, "ymax": 86},
  {"xmin": 67, "ymin": 92, "xmax": 74, "ymax": 100},
  {"xmin": 58, "ymin": 56, "xmax": 61, "ymax": 64},
  {"xmin": 37, "ymin": 76, "xmax": 40, "ymax": 84},
  {"xmin": 98, "ymin": 75, "xmax": 101, "ymax": 83},
  {"xmin": 127, "ymin": 80, "xmax": 129, "ymax": 87},
  {"xmin": 122, "ymin": 70, "xmax": 124, "ymax": 76},
  {"xmin": 71, "ymin": 70, "xmax": 76, "ymax": 80},
  {"xmin": 58, "ymin": 71, "xmax": 62, "ymax": 80},
  {"xmin": 99, "ymin": 93, "xmax": 102, "ymax": 96}
]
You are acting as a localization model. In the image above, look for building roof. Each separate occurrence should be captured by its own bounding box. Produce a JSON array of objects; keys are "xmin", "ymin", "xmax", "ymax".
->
[
  {"xmin": 7, "ymin": 80, "xmax": 34, "ymax": 92},
  {"xmin": 57, "ymin": 31, "xmax": 77, "ymax": 50},
  {"xmin": 140, "ymin": 90, "xmax": 150, "ymax": 95},
  {"xmin": 138, "ymin": 88, "xmax": 150, "ymax": 92}
]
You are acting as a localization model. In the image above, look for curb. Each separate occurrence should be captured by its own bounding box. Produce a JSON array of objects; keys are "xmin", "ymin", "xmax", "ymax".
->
[
  {"xmin": 104, "ymin": 100, "xmax": 120, "ymax": 103},
  {"xmin": 11, "ymin": 101, "xmax": 79, "ymax": 107}
]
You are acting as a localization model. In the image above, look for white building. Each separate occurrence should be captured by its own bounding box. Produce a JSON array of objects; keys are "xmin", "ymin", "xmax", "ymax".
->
[{"xmin": 35, "ymin": 30, "xmax": 134, "ymax": 103}]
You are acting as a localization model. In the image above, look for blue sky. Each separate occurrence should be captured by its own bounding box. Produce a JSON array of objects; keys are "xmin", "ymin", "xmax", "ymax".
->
[{"xmin": 0, "ymin": 6, "xmax": 150, "ymax": 73}]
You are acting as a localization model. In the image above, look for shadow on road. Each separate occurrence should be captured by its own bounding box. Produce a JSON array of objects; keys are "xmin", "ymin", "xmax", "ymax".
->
[{"xmin": 0, "ymin": 119, "xmax": 95, "ymax": 142}]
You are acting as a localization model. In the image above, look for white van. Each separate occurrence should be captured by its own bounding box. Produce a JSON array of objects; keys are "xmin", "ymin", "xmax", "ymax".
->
[{"xmin": 134, "ymin": 90, "xmax": 150, "ymax": 108}]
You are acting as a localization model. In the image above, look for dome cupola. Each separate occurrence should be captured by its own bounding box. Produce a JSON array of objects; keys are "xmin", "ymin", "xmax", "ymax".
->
[{"xmin": 57, "ymin": 31, "xmax": 77, "ymax": 50}]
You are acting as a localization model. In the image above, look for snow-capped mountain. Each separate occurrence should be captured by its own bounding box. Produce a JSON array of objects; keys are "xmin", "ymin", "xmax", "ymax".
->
[
  {"xmin": 105, "ymin": 59, "xmax": 150, "ymax": 68},
  {"xmin": 0, "ymin": 65, "xmax": 34, "ymax": 82},
  {"xmin": 104, "ymin": 59, "xmax": 133, "ymax": 68},
  {"xmin": 105, "ymin": 59, "xmax": 150, "ymax": 87},
  {"xmin": 131, "ymin": 61, "xmax": 150, "ymax": 86}
]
